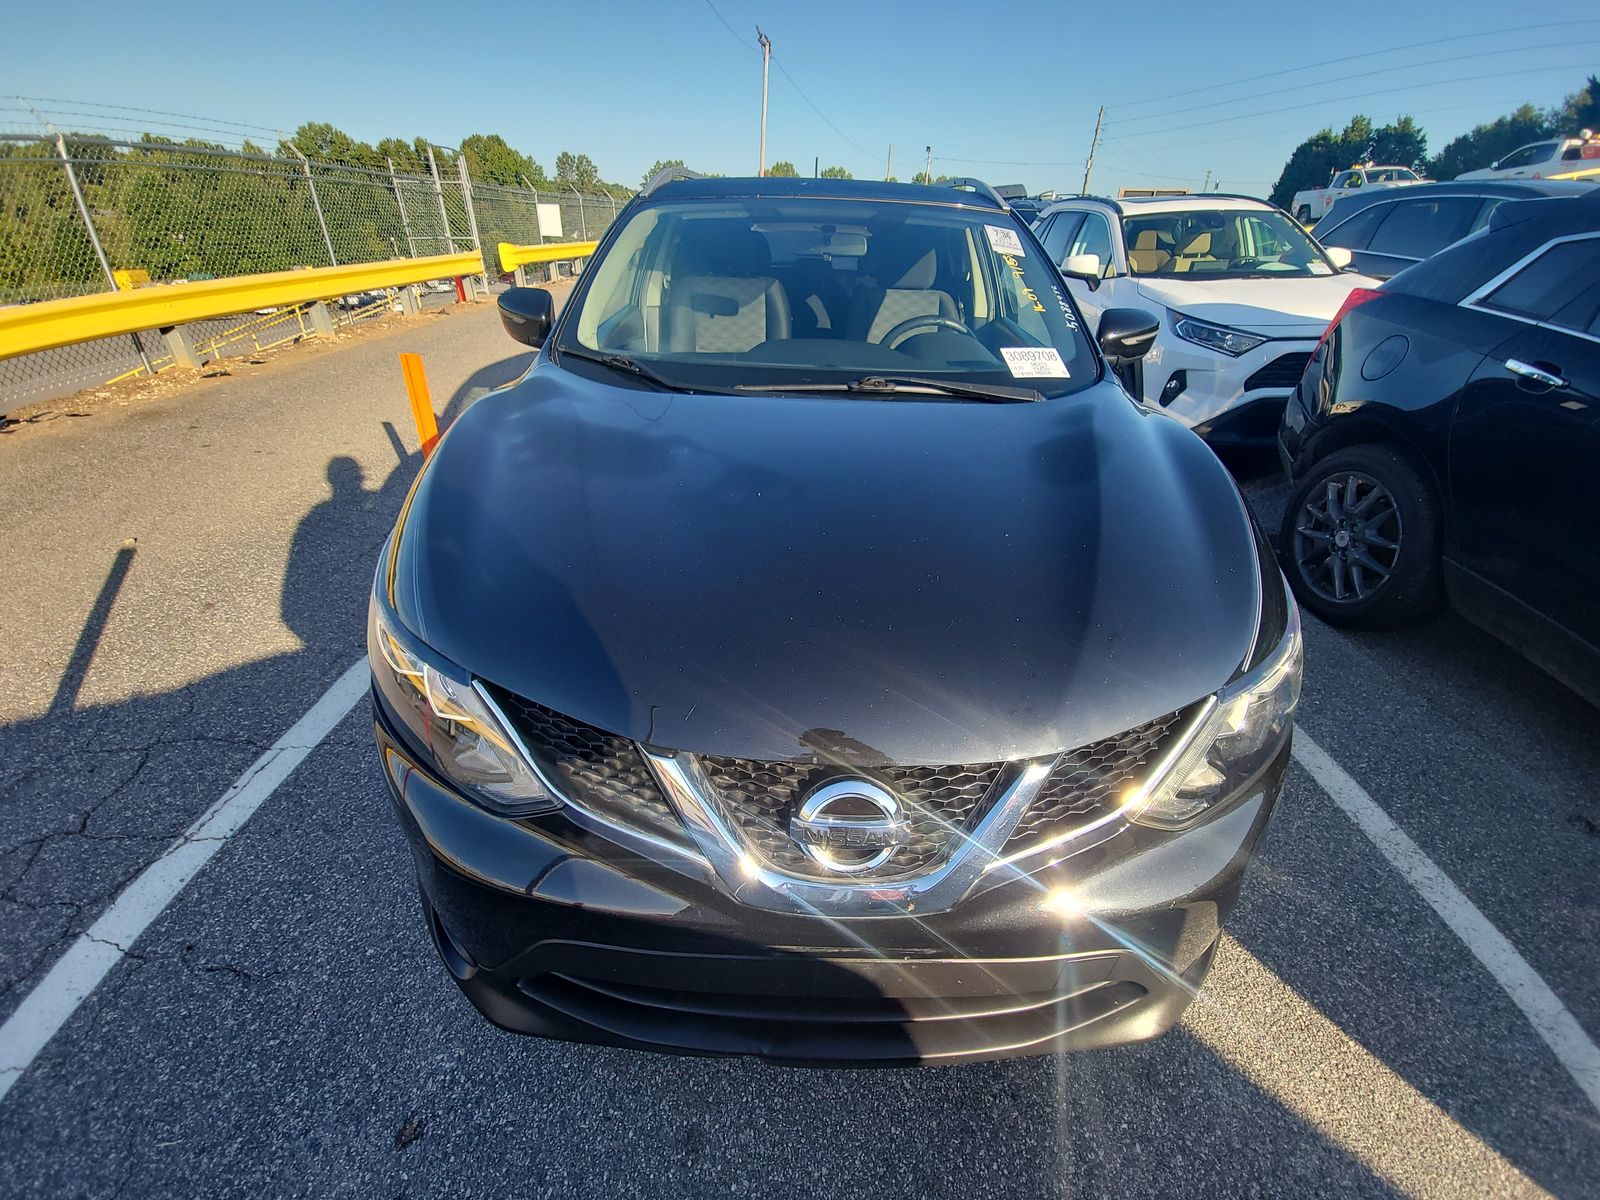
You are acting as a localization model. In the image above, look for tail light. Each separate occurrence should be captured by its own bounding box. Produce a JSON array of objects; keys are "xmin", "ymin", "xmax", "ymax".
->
[{"xmin": 1315, "ymin": 287, "xmax": 1383, "ymax": 353}]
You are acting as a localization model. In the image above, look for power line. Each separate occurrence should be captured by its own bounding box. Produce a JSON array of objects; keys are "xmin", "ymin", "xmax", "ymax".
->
[
  {"xmin": 769, "ymin": 56, "xmax": 878, "ymax": 161},
  {"xmin": 695, "ymin": 5, "xmax": 878, "ymax": 166},
  {"xmin": 1105, "ymin": 18, "xmax": 1600, "ymax": 110},
  {"xmin": 14, "ymin": 96, "xmax": 291, "ymax": 137},
  {"xmin": 1100, "ymin": 93, "xmax": 1570, "ymax": 154},
  {"xmin": 1106, "ymin": 62, "xmax": 1600, "ymax": 140},
  {"xmin": 934, "ymin": 153, "xmax": 1082, "ymax": 167},
  {"xmin": 699, "ymin": 0, "xmax": 753, "ymax": 49},
  {"xmin": 1107, "ymin": 39, "xmax": 1600, "ymax": 128}
]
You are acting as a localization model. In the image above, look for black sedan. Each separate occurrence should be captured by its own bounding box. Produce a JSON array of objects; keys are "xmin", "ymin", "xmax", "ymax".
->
[
  {"xmin": 1310, "ymin": 179, "xmax": 1596, "ymax": 280},
  {"xmin": 1280, "ymin": 187, "xmax": 1600, "ymax": 705},
  {"xmin": 369, "ymin": 174, "xmax": 1303, "ymax": 1065}
]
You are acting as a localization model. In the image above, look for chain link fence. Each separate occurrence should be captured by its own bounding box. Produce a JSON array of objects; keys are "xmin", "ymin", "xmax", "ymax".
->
[{"xmin": 1, "ymin": 132, "xmax": 622, "ymax": 412}]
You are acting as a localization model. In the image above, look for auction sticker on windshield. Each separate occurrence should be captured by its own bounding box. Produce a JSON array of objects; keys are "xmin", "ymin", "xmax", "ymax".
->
[
  {"xmin": 985, "ymin": 224, "xmax": 1026, "ymax": 256},
  {"xmin": 1000, "ymin": 347, "xmax": 1068, "ymax": 377}
]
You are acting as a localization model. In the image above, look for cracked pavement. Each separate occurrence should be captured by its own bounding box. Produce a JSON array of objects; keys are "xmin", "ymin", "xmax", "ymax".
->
[{"xmin": 1, "ymin": 299, "xmax": 1597, "ymax": 1198}]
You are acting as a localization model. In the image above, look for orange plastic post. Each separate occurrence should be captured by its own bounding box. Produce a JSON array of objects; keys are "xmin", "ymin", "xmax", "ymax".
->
[{"xmin": 399, "ymin": 352, "xmax": 440, "ymax": 457}]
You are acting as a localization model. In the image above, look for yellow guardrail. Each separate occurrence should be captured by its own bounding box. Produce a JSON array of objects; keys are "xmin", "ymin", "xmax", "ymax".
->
[
  {"xmin": 0, "ymin": 251, "xmax": 483, "ymax": 362},
  {"xmin": 497, "ymin": 240, "xmax": 599, "ymax": 272}
]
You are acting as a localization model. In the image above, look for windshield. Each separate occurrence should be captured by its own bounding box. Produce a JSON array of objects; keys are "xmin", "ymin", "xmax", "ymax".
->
[
  {"xmin": 560, "ymin": 196, "xmax": 1098, "ymax": 398},
  {"xmin": 1122, "ymin": 207, "xmax": 1337, "ymax": 278},
  {"xmin": 1367, "ymin": 167, "xmax": 1420, "ymax": 182}
]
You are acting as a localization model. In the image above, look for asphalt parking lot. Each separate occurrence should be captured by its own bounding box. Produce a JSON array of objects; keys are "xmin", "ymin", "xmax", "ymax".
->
[{"xmin": 2, "ymin": 301, "xmax": 1597, "ymax": 1199}]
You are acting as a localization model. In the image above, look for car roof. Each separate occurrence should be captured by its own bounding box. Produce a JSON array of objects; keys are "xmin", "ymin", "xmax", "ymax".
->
[
  {"xmin": 646, "ymin": 175, "xmax": 1008, "ymax": 211},
  {"xmin": 1313, "ymin": 179, "xmax": 1597, "ymax": 232},
  {"xmin": 1041, "ymin": 194, "xmax": 1273, "ymax": 219}
]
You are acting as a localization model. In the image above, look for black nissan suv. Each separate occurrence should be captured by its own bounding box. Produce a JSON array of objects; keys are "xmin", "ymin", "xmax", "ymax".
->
[{"xmin": 368, "ymin": 173, "xmax": 1302, "ymax": 1065}]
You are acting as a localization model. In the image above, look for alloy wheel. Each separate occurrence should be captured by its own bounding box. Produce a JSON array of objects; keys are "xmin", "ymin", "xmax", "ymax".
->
[{"xmin": 1292, "ymin": 470, "xmax": 1403, "ymax": 604}]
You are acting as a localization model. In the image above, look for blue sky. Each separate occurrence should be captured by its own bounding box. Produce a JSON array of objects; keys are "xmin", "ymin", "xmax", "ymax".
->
[{"xmin": 3, "ymin": 0, "xmax": 1596, "ymax": 194}]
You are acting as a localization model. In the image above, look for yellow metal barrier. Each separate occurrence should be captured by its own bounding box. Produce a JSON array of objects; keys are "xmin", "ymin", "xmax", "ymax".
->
[
  {"xmin": 497, "ymin": 240, "xmax": 599, "ymax": 272},
  {"xmin": 0, "ymin": 251, "xmax": 483, "ymax": 363}
]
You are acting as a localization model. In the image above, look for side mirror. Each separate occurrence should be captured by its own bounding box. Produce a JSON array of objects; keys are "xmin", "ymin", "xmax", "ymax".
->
[
  {"xmin": 1097, "ymin": 308, "xmax": 1161, "ymax": 362},
  {"xmin": 498, "ymin": 286, "xmax": 555, "ymax": 347},
  {"xmin": 1489, "ymin": 160, "xmax": 1500, "ymax": 170},
  {"xmin": 1062, "ymin": 253, "xmax": 1103, "ymax": 288},
  {"xmin": 1325, "ymin": 246, "xmax": 1354, "ymax": 270}
]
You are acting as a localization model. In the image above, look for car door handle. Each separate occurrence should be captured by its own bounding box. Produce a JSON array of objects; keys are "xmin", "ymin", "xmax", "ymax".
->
[{"xmin": 1504, "ymin": 359, "xmax": 1567, "ymax": 389}]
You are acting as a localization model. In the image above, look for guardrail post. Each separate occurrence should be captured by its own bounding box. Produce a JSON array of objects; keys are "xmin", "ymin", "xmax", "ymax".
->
[
  {"xmin": 162, "ymin": 324, "xmax": 204, "ymax": 369},
  {"xmin": 398, "ymin": 286, "xmax": 422, "ymax": 317},
  {"xmin": 388, "ymin": 157, "xmax": 418, "ymax": 257},
  {"xmin": 513, "ymin": 266, "xmax": 528, "ymax": 287},
  {"xmin": 288, "ymin": 145, "xmax": 338, "ymax": 266},
  {"xmin": 427, "ymin": 145, "xmax": 453, "ymax": 252},
  {"xmin": 55, "ymin": 133, "xmax": 154, "ymax": 375},
  {"xmin": 307, "ymin": 301, "xmax": 336, "ymax": 338}
]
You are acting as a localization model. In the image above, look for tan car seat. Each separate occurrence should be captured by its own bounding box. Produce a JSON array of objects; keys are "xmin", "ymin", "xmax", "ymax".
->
[{"xmin": 1127, "ymin": 230, "xmax": 1172, "ymax": 274}]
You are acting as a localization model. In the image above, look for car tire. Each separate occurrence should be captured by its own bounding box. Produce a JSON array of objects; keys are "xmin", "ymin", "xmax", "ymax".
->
[
  {"xmin": 1295, "ymin": 205, "xmax": 1312, "ymax": 224},
  {"xmin": 1279, "ymin": 445, "xmax": 1443, "ymax": 628}
]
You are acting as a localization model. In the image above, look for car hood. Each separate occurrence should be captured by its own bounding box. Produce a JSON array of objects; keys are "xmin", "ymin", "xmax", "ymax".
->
[
  {"xmin": 391, "ymin": 366, "xmax": 1263, "ymax": 764},
  {"xmin": 1136, "ymin": 273, "xmax": 1381, "ymax": 332}
]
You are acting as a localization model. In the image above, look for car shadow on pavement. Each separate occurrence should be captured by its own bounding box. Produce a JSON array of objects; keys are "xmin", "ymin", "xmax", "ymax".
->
[{"xmin": 0, "ymin": 352, "xmax": 533, "ymax": 1015}]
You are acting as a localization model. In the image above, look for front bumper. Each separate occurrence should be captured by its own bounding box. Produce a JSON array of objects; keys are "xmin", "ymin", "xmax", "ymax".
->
[
  {"xmin": 1140, "ymin": 335, "xmax": 1319, "ymax": 446},
  {"xmin": 375, "ymin": 698, "xmax": 1289, "ymax": 1066}
]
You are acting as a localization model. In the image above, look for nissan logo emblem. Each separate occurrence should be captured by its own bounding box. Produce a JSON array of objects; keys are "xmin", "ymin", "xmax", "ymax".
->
[{"xmin": 789, "ymin": 778, "xmax": 911, "ymax": 874}]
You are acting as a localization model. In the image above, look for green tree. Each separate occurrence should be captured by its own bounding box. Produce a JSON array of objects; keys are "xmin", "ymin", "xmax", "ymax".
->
[
  {"xmin": 1428, "ymin": 103, "xmax": 1550, "ymax": 180},
  {"xmin": 767, "ymin": 160, "xmax": 799, "ymax": 177},
  {"xmin": 1557, "ymin": 75, "xmax": 1599, "ymax": 132},
  {"xmin": 572, "ymin": 153, "xmax": 599, "ymax": 190},
  {"xmin": 642, "ymin": 158, "xmax": 687, "ymax": 186},
  {"xmin": 820, "ymin": 165, "xmax": 852, "ymax": 179},
  {"xmin": 1370, "ymin": 115, "xmax": 1427, "ymax": 173},
  {"xmin": 375, "ymin": 137, "xmax": 424, "ymax": 173},
  {"xmin": 458, "ymin": 133, "xmax": 539, "ymax": 186},
  {"xmin": 281, "ymin": 122, "xmax": 381, "ymax": 169},
  {"xmin": 1269, "ymin": 114, "xmax": 1430, "ymax": 208}
]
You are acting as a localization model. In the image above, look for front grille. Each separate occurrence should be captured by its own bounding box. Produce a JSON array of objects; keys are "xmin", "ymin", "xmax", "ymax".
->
[
  {"xmin": 1004, "ymin": 707, "xmax": 1193, "ymax": 851},
  {"xmin": 1243, "ymin": 351, "xmax": 1313, "ymax": 392},
  {"xmin": 698, "ymin": 757, "xmax": 1006, "ymax": 879},
  {"xmin": 492, "ymin": 690, "xmax": 686, "ymax": 843},
  {"xmin": 492, "ymin": 686, "xmax": 1196, "ymax": 879}
]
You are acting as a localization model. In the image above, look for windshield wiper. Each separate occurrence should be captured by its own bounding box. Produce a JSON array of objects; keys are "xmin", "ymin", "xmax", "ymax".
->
[
  {"xmin": 734, "ymin": 375, "xmax": 1042, "ymax": 403},
  {"xmin": 558, "ymin": 346, "xmax": 690, "ymax": 392}
]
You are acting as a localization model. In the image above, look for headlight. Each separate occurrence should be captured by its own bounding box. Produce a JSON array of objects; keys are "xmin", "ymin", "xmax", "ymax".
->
[
  {"xmin": 1171, "ymin": 312, "xmax": 1268, "ymax": 357},
  {"xmin": 1131, "ymin": 594, "xmax": 1301, "ymax": 830},
  {"xmin": 369, "ymin": 599, "xmax": 559, "ymax": 817}
]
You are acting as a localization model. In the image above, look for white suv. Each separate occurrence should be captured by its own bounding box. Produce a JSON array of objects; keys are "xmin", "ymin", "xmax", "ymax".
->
[{"xmin": 1034, "ymin": 195, "xmax": 1380, "ymax": 444}]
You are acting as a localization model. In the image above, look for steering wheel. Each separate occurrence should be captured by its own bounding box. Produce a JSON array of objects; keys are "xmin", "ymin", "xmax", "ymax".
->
[{"xmin": 877, "ymin": 314, "xmax": 973, "ymax": 350}]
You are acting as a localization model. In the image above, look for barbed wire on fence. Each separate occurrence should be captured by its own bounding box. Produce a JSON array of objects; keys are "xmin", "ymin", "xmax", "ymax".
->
[{"xmin": 0, "ymin": 129, "xmax": 623, "ymax": 411}]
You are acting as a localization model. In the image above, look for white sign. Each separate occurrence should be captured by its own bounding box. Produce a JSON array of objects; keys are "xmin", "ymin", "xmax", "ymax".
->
[
  {"xmin": 536, "ymin": 202, "xmax": 564, "ymax": 240},
  {"xmin": 984, "ymin": 224, "xmax": 1026, "ymax": 256},
  {"xmin": 1000, "ymin": 347, "xmax": 1069, "ymax": 378}
]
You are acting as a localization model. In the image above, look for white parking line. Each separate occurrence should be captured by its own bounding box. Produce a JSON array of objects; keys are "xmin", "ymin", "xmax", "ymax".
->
[
  {"xmin": 1292, "ymin": 728, "xmax": 1600, "ymax": 1114},
  {"xmin": 0, "ymin": 659, "xmax": 369, "ymax": 1105}
]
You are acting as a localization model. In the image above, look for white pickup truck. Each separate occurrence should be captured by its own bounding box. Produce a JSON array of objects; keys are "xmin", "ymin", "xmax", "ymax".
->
[{"xmin": 1292, "ymin": 164, "xmax": 1424, "ymax": 224}]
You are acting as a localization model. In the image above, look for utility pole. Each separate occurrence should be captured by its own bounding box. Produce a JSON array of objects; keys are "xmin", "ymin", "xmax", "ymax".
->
[
  {"xmin": 814, "ymin": 156, "xmax": 819, "ymax": 178},
  {"xmin": 1202, "ymin": 169, "xmax": 1211, "ymax": 193},
  {"xmin": 924, "ymin": 145, "xmax": 932, "ymax": 184},
  {"xmin": 1081, "ymin": 105, "xmax": 1104, "ymax": 195},
  {"xmin": 757, "ymin": 27, "xmax": 772, "ymax": 177},
  {"xmin": 886, "ymin": 144, "xmax": 893, "ymax": 181}
]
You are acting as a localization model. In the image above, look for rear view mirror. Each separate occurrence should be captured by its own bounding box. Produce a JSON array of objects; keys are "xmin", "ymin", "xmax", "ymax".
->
[
  {"xmin": 1325, "ymin": 246, "xmax": 1353, "ymax": 270},
  {"xmin": 498, "ymin": 286, "xmax": 555, "ymax": 347},
  {"xmin": 1062, "ymin": 253, "xmax": 1103, "ymax": 285},
  {"xmin": 1097, "ymin": 308, "xmax": 1161, "ymax": 363}
]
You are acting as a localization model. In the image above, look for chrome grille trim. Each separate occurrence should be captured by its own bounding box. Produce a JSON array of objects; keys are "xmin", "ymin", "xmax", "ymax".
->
[{"xmin": 644, "ymin": 749, "xmax": 1058, "ymax": 917}]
